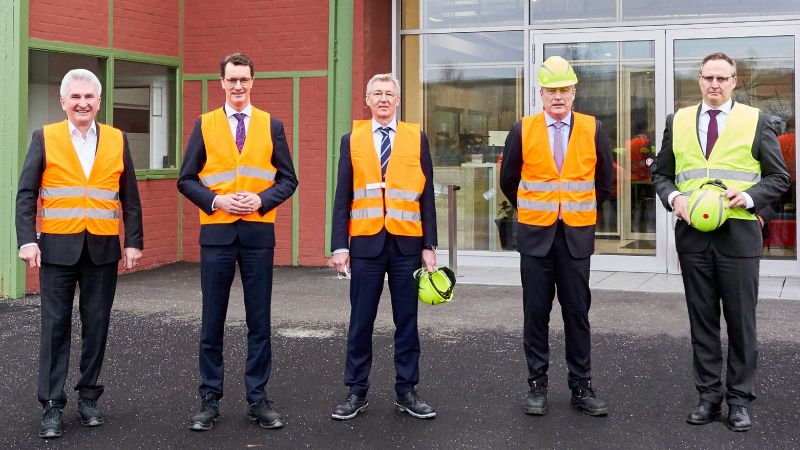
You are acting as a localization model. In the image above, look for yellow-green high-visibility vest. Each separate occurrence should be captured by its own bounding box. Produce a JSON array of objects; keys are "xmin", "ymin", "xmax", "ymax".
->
[{"xmin": 673, "ymin": 103, "xmax": 761, "ymax": 221}]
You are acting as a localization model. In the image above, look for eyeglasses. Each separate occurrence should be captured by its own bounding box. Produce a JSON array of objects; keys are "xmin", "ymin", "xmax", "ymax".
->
[
  {"xmin": 224, "ymin": 77, "xmax": 253, "ymax": 87},
  {"xmin": 700, "ymin": 75, "xmax": 734, "ymax": 83},
  {"xmin": 369, "ymin": 91, "xmax": 396, "ymax": 100}
]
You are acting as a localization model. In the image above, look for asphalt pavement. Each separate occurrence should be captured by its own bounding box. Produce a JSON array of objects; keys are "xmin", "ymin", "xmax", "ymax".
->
[{"xmin": 1, "ymin": 263, "xmax": 798, "ymax": 449}]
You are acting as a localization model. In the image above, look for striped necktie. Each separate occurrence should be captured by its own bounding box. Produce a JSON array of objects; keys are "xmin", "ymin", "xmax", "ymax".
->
[{"xmin": 379, "ymin": 127, "xmax": 392, "ymax": 180}]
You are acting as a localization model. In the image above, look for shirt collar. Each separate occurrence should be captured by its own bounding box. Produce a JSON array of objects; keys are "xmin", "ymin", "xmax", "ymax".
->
[
  {"xmin": 701, "ymin": 99, "xmax": 733, "ymax": 116},
  {"xmin": 225, "ymin": 103, "xmax": 252, "ymax": 118},
  {"xmin": 544, "ymin": 112, "xmax": 572, "ymax": 127},
  {"xmin": 372, "ymin": 117, "xmax": 397, "ymax": 133},
  {"xmin": 67, "ymin": 120, "xmax": 97, "ymax": 138}
]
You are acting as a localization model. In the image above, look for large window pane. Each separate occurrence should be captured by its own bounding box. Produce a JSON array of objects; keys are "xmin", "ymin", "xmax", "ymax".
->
[
  {"xmin": 544, "ymin": 41, "xmax": 658, "ymax": 256},
  {"xmin": 530, "ymin": 0, "xmax": 615, "ymax": 25},
  {"xmin": 403, "ymin": 31, "xmax": 524, "ymax": 251},
  {"xmin": 28, "ymin": 51, "xmax": 105, "ymax": 139},
  {"xmin": 624, "ymin": 0, "xmax": 800, "ymax": 21},
  {"xmin": 403, "ymin": 0, "xmax": 524, "ymax": 30},
  {"xmin": 674, "ymin": 36, "xmax": 796, "ymax": 259},
  {"xmin": 114, "ymin": 61, "xmax": 176, "ymax": 170}
]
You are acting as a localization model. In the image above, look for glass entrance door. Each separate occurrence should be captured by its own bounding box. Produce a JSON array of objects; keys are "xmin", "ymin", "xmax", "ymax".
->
[
  {"xmin": 666, "ymin": 26, "xmax": 799, "ymax": 276},
  {"xmin": 531, "ymin": 30, "xmax": 668, "ymax": 272}
]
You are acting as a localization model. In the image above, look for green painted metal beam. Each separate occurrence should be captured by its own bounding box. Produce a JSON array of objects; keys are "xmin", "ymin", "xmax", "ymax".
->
[
  {"xmin": 2, "ymin": 0, "xmax": 29, "ymax": 298},
  {"xmin": 325, "ymin": 0, "xmax": 354, "ymax": 257},
  {"xmin": 184, "ymin": 70, "xmax": 327, "ymax": 81},
  {"xmin": 292, "ymin": 77, "xmax": 300, "ymax": 266},
  {"xmin": 29, "ymin": 39, "xmax": 181, "ymax": 67}
]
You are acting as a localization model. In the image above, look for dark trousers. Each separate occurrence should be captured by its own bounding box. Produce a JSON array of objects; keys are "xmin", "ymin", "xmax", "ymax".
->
[
  {"xmin": 679, "ymin": 245, "xmax": 759, "ymax": 406},
  {"xmin": 38, "ymin": 245, "xmax": 118, "ymax": 406},
  {"xmin": 521, "ymin": 222, "xmax": 592, "ymax": 390},
  {"xmin": 199, "ymin": 241, "xmax": 274, "ymax": 404},
  {"xmin": 345, "ymin": 237, "xmax": 421, "ymax": 397}
]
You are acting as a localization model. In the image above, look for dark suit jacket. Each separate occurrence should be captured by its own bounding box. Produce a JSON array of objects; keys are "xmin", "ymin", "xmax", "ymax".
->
[
  {"xmin": 651, "ymin": 103, "xmax": 790, "ymax": 257},
  {"xmin": 500, "ymin": 114, "xmax": 614, "ymax": 259},
  {"xmin": 15, "ymin": 123, "xmax": 144, "ymax": 266},
  {"xmin": 331, "ymin": 130, "xmax": 437, "ymax": 258},
  {"xmin": 177, "ymin": 114, "xmax": 298, "ymax": 248}
]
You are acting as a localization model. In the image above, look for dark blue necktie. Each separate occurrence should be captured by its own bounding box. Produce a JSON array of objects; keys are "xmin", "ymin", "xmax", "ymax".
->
[{"xmin": 379, "ymin": 127, "xmax": 392, "ymax": 180}]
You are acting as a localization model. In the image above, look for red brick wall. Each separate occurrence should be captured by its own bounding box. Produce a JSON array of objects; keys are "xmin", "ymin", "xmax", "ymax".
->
[
  {"xmin": 298, "ymin": 77, "xmax": 329, "ymax": 266},
  {"xmin": 114, "ymin": 0, "xmax": 180, "ymax": 56},
  {"xmin": 30, "ymin": 0, "xmax": 109, "ymax": 47},
  {"xmin": 352, "ymin": 0, "xmax": 393, "ymax": 120},
  {"xmin": 183, "ymin": 0, "xmax": 329, "ymax": 75}
]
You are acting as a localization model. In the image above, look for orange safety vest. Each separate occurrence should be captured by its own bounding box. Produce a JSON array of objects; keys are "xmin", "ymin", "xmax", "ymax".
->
[
  {"xmin": 349, "ymin": 120, "xmax": 425, "ymax": 237},
  {"xmin": 40, "ymin": 120, "xmax": 123, "ymax": 236},
  {"xmin": 198, "ymin": 107, "xmax": 277, "ymax": 224},
  {"xmin": 518, "ymin": 112, "xmax": 598, "ymax": 227}
]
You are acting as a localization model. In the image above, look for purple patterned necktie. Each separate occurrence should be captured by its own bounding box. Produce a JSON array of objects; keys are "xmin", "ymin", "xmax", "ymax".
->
[
  {"xmin": 234, "ymin": 112, "xmax": 246, "ymax": 152},
  {"xmin": 706, "ymin": 110, "xmax": 720, "ymax": 159},
  {"xmin": 553, "ymin": 121, "xmax": 565, "ymax": 172}
]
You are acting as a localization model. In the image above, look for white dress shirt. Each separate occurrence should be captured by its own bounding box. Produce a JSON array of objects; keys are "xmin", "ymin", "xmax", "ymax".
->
[
  {"xmin": 68, "ymin": 120, "xmax": 98, "ymax": 179},
  {"xmin": 669, "ymin": 99, "xmax": 753, "ymax": 209}
]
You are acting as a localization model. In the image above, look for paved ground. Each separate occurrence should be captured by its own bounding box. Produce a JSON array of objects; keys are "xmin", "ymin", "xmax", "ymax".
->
[{"xmin": 1, "ymin": 263, "xmax": 799, "ymax": 449}]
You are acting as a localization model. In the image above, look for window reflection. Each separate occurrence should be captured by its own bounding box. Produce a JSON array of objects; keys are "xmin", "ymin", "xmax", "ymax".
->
[
  {"xmin": 403, "ymin": 31, "xmax": 524, "ymax": 250},
  {"xmin": 403, "ymin": 0, "xmax": 525, "ymax": 30}
]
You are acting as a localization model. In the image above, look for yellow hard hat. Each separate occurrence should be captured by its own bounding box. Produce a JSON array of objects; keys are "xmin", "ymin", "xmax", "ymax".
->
[
  {"xmin": 688, "ymin": 179, "xmax": 730, "ymax": 232},
  {"xmin": 414, "ymin": 267, "xmax": 456, "ymax": 305},
  {"xmin": 538, "ymin": 56, "xmax": 578, "ymax": 88}
]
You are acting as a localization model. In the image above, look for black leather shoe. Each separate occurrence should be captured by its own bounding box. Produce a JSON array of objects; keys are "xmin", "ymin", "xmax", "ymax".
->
[
  {"xmin": 395, "ymin": 391, "xmax": 436, "ymax": 419},
  {"xmin": 524, "ymin": 379, "xmax": 548, "ymax": 415},
  {"xmin": 571, "ymin": 385, "xmax": 609, "ymax": 416},
  {"xmin": 247, "ymin": 399, "xmax": 284, "ymax": 429},
  {"xmin": 77, "ymin": 398, "xmax": 103, "ymax": 427},
  {"xmin": 686, "ymin": 399, "xmax": 721, "ymax": 425},
  {"xmin": 39, "ymin": 401, "xmax": 64, "ymax": 439},
  {"xmin": 331, "ymin": 394, "xmax": 368, "ymax": 420},
  {"xmin": 726, "ymin": 405, "xmax": 752, "ymax": 432},
  {"xmin": 189, "ymin": 394, "xmax": 220, "ymax": 431}
]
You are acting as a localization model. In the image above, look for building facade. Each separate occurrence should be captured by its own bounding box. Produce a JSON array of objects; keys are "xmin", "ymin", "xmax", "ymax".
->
[{"xmin": 1, "ymin": 1, "xmax": 798, "ymax": 297}]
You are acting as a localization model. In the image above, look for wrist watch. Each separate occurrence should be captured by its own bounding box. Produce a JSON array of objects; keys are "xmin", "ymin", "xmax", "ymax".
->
[{"xmin": 423, "ymin": 244, "xmax": 437, "ymax": 251}]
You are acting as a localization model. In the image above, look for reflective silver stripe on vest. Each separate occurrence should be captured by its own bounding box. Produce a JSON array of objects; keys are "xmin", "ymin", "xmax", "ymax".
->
[
  {"xmin": 708, "ymin": 169, "xmax": 761, "ymax": 183},
  {"xmin": 87, "ymin": 209, "xmax": 119, "ymax": 219},
  {"xmin": 562, "ymin": 200, "xmax": 597, "ymax": 211},
  {"xmin": 561, "ymin": 181, "xmax": 595, "ymax": 191},
  {"xmin": 353, "ymin": 188, "xmax": 383, "ymax": 199},
  {"xmin": 351, "ymin": 207, "xmax": 383, "ymax": 219},
  {"xmin": 238, "ymin": 165, "xmax": 276, "ymax": 181},
  {"xmin": 201, "ymin": 170, "xmax": 236, "ymax": 186},
  {"xmin": 40, "ymin": 187, "xmax": 85, "ymax": 198},
  {"xmin": 386, "ymin": 189, "xmax": 421, "ymax": 201},
  {"xmin": 88, "ymin": 188, "xmax": 120, "ymax": 200},
  {"xmin": 519, "ymin": 181, "xmax": 595, "ymax": 191},
  {"xmin": 41, "ymin": 208, "xmax": 119, "ymax": 219},
  {"xmin": 41, "ymin": 208, "xmax": 85, "ymax": 218},
  {"xmin": 386, "ymin": 208, "xmax": 421, "ymax": 222},
  {"xmin": 519, "ymin": 181, "xmax": 559, "ymax": 191},
  {"xmin": 518, "ymin": 199, "xmax": 559, "ymax": 211},
  {"xmin": 675, "ymin": 168, "xmax": 708, "ymax": 184}
]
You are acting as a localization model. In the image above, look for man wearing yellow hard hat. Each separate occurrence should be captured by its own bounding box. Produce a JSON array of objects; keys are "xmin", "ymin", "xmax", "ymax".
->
[{"xmin": 500, "ymin": 56, "xmax": 613, "ymax": 417}]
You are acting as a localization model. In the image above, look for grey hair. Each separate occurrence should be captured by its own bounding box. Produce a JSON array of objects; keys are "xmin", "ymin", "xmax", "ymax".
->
[
  {"xmin": 365, "ymin": 73, "xmax": 400, "ymax": 97},
  {"xmin": 60, "ymin": 69, "xmax": 102, "ymax": 97}
]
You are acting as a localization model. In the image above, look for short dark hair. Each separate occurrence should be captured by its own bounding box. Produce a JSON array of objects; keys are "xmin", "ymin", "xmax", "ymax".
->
[
  {"xmin": 220, "ymin": 53, "xmax": 254, "ymax": 78},
  {"xmin": 700, "ymin": 52, "xmax": 736, "ymax": 77}
]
